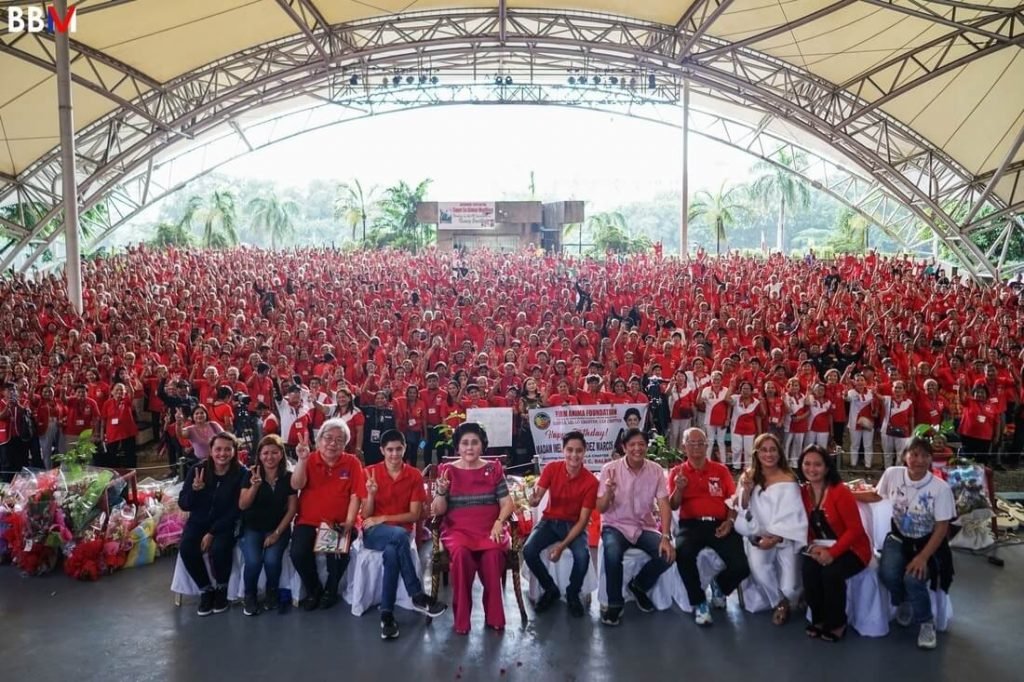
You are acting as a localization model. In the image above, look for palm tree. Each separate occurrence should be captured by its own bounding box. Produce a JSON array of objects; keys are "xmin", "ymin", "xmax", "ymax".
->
[
  {"xmin": 334, "ymin": 180, "xmax": 379, "ymax": 243},
  {"xmin": 828, "ymin": 208, "xmax": 871, "ymax": 254},
  {"xmin": 585, "ymin": 211, "xmax": 649, "ymax": 256},
  {"xmin": 180, "ymin": 190, "xmax": 238, "ymax": 248},
  {"xmin": 149, "ymin": 221, "xmax": 193, "ymax": 247},
  {"xmin": 371, "ymin": 179, "xmax": 433, "ymax": 252},
  {"xmin": 248, "ymin": 193, "xmax": 299, "ymax": 249},
  {"xmin": 749, "ymin": 150, "xmax": 811, "ymax": 252},
  {"xmin": 688, "ymin": 182, "xmax": 749, "ymax": 256}
]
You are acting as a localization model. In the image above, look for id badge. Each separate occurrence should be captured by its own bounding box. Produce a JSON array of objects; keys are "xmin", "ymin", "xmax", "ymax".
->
[
  {"xmin": 371, "ymin": 429, "xmax": 381, "ymax": 443},
  {"xmin": 111, "ymin": 418, "xmax": 119, "ymax": 426}
]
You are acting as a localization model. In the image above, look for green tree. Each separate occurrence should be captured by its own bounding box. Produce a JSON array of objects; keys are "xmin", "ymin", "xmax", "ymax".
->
[
  {"xmin": 688, "ymin": 182, "xmax": 749, "ymax": 256},
  {"xmin": 369, "ymin": 179, "xmax": 433, "ymax": 252},
  {"xmin": 149, "ymin": 221, "xmax": 193, "ymax": 247},
  {"xmin": 180, "ymin": 190, "xmax": 238, "ymax": 248},
  {"xmin": 248, "ymin": 193, "xmax": 299, "ymax": 249},
  {"xmin": 749, "ymin": 150, "xmax": 811, "ymax": 251},
  {"xmin": 585, "ymin": 211, "xmax": 649, "ymax": 256},
  {"xmin": 827, "ymin": 208, "xmax": 871, "ymax": 254},
  {"xmin": 335, "ymin": 180, "xmax": 379, "ymax": 243}
]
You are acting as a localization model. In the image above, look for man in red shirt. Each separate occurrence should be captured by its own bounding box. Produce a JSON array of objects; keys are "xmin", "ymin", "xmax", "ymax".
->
[
  {"xmin": 361, "ymin": 430, "xmax": 447, "ymax": 639},
  {"xmin": 668, "ymin": 427, "xmax": 749, "ymax": 626},
  {"xmin": 524, "ymin": 430, "xmax": 598, "ymax": 618},
  {"xmin": 62, "ymin": 384, "xmax": 101, "ymax": 454}
]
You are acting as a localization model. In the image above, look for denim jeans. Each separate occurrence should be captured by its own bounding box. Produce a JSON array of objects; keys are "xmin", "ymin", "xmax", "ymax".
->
[
  {"xmin": 523, "ymin": 519, "xmax": 590, "ymax": 599},
  {"xmin": 601, "ymin": 526, "xmax": 672, "ymax": 609},
  {"xmin": 240, "ymin": 527, "xmax": 290, "ymax": 596},
  {"xmin": 361, "ymin": 523, "xmax": 423, "ymax": 613},
  {"xmin": 879, "ymin": 535, "xmax": 933, "ymax": 623},
  {"xmin": 179, "ymin": 524, "xmax": 235, "ymax": 591}
]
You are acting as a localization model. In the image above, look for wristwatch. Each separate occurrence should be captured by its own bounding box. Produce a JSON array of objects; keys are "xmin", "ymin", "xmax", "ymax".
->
[{"xmin": 661, "ymin": 533, "xmax": 672, "ymax": 541}]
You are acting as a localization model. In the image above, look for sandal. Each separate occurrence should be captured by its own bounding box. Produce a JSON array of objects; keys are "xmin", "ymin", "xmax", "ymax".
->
[
  {"xmin": 806, "ymin": 624, "xmax": 823, "ymax": 639},
  {"xmin": 771, "ymin": 599, "xmax": 790, "ymax": 626},
  {"xmin": 820, "ymin": 626, "xmax": 847, "ymax": 643}
]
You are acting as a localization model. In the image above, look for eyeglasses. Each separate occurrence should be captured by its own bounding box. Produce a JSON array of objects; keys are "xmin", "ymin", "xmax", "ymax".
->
[
  {"xmin": 684, "ymin": 441, "xmax": 708, "ymax": 447},
  {"xmin": 320, "ymin": 435, "xmax": 346, "ymax": 445}
]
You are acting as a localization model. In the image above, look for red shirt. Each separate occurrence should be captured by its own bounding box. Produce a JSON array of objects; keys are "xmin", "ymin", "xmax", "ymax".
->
[
  {"xmin": 538, "ymin": 460, "xmax": 599, "ymax": 522},
  {"xmin": 101, "ymin": 397, "xmax": 138, "ymax": 443},
  {"xmin": 395, "ymin": 396, "xmax": 427, "ymax": 434},
  {"xmin": 577, "ymin": 390, "xmax": 614, "ymax": 405},
  {"xmin": 296, "ymin": 451, "xmax": 366, "ymax": 527},
  {"xmin": 64, "ymin": 397, "xmax": 100, "ymax": 436},
  {"xmin": 419, "ymin": 388, "xmax": 448, "ymax": 425},
  {"xmin": 363, "ymin": 462, "xmax": 426, "ymax": 531},
  {"xmin": 668, "ymin": 460, "xmax": 736, "ymax": 521}
]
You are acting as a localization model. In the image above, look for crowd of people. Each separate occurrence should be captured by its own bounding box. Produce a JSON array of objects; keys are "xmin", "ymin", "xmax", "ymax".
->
[
  {"xmin": 0, "ymin": 245, "xmax": 1022, "ymax": 478},
  {"xmin": 0, "ymin": 243, "xmax": 1003, "ymax": 647}
]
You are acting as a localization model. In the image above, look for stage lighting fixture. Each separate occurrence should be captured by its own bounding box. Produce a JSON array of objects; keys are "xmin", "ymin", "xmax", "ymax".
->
[
  {"xmin": 392, "ymin": 75, "xmax": 401, "ymax": 85},
  {"xmin": 495, "ymin": 75, "xmax": 503, "ymax": 85},
  {"xmin": 593, "ymin": 76, "xmax": 601, "ymax": 85},
  {"xmin": 610, "ymin": 76, "xmax": 618, "ymax": 85},
  {"xmin": 419, "ymin": 74, "xmax": 427, "ymax": 84},
  {"xmin": 568, "ymin": 76, "xmax": 576, "ymax": 85},
  {"xmin": 431, "ymin": 75, "xmax": 439, "ymax": 84},
  {"xmin": 349, "ymin": 74, "xmax": 359, "ymax": 86},
  {"xmin": 648, "ymin": 74, "xmax": 656, "ymax": 89},
  {"xmin": 630, "ymin": 77, "xmax": 637, "ymax": 87},
  {"xmin": 505, "ymin": 76, "xmax": 513, "ymax": 85},
  {"xmin": 406, "ymin": 75, "xmax": 414, "ymax": 84}
]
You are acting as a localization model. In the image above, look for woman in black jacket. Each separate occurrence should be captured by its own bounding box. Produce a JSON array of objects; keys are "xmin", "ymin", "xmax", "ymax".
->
[{"xmin": 178, "ymin": 431, "xmax": 246, "ymax": 616}]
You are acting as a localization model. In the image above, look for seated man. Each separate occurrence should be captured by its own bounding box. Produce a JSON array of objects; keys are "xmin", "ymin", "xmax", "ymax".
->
[
  {"xmin": 597, "ymin": 428, "xmax": 675, "ymax": 626},
  {"xmin": 524, "ymin": 430, "xmax": 598, "ymax": 618},
  {"xmin": 361, "ymin": 430, "xmax": 447, "ymax": 639},
  {"xmin": 669, "ymin": 427, "xmax": 749, "ymax": 626}
]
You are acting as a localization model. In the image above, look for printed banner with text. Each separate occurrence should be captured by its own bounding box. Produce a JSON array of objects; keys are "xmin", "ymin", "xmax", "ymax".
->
[
  {"xmin": 529, "ymin": 403, "xmax": 648, "ymax": 471},
  {"xmin": 437, "ymin": 202, "xmax": 496, "ymax": 229}
]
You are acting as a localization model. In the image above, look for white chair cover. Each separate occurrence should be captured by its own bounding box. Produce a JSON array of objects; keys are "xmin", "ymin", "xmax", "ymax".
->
[
  {"xmin": 170, "ymin": 545, "xmax": 335, "ymax": 603},
  {"xmin": 342, "ymin": 534, "xmax": 422, "ymax": 616},
  {"xmin": 523, "ymin": 547, "xmax": 598, "ymax": 602},
  {"xmin": 597, "ymin": 544, "xmax": 686, "ymax": 610}
]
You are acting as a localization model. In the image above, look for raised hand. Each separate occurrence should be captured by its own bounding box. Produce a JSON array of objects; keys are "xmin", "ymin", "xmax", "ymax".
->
[
  {"xmin": 365, "ymin": 468, "xmax": 379, "ymax": 496},
  {"xmin": 604, "ymin": 468, "xmax": 617, "ymax": 497},
  {"xmin": 674, "ymin": 472, "xmax": 689, "ymax": 492},
  {"xmin": 435, "ymin": 468, "xmax": 451, "ymax": 496},
  {"xmin": 249, "ymin": 464, "xmax": 262, "ymax": 487},
  {"xmin": 296, "ymin": 431, "xmax": 311, "ymax": 460},
  {"xmin": 192, "ymin": 467, "xmax": 205, "ymax": 491}
]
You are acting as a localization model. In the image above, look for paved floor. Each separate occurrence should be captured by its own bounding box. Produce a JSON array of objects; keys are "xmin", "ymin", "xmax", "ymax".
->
[{"xmin": 1, "ymin": 542, "xmax": 1020, "ymax": 682}]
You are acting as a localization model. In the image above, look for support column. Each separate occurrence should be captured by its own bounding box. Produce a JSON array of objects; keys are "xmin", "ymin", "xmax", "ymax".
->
[
  {"xmin": 55, "ymin": 0, "xmax": 82, "ymax": 314},
  {"xmin": 680, "ymin": 77, "xmax": 689, "ymax": 258}
]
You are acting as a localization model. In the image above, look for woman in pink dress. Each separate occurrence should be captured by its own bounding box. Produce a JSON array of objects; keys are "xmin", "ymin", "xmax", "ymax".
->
[{"xmin": 431, "ymin": 422, "xmax": 515, "ymax": 634}]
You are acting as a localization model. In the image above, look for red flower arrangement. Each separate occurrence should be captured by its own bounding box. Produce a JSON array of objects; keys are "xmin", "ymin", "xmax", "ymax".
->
[{"xmin": 64, "ymin": 538, "xmax": 105, "ymax": 581}]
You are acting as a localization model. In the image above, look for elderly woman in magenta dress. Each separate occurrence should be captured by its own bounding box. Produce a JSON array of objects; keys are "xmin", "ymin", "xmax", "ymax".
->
[{"xmin": 431, "ymin": 422, "xmax": 515, "ymax": 634}]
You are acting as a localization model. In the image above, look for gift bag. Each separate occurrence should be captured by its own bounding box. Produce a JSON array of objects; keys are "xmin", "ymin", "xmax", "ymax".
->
[{"xmin": 313, "ymin": 523, "xmax": 350, "ymax": 555}]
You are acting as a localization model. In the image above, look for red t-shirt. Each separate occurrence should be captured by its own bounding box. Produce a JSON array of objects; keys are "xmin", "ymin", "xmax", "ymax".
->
[
  {"xmin": 362, "ymin": 462, "xmax": 426, "ymax": 531},
  {"xmin": 64, "ymin": 397, "xmax": 100, "ymax": 436},
  {"xmin": 101, "ymin": 397, "xmax": 138, "ymax": 443},
  {"xmin": 668, "ymin": 460, "xmax": 736, "ymax": 521},
  {"xmin": 296, "ymin": 451, "xmax": 366, "ymax": 527},
  {"xmin": 538, "ymin": 460, "xmax": 599, "ymax": 522}
]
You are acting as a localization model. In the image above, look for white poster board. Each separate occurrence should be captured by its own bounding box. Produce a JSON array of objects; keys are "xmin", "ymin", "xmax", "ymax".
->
[
  {"xmin": 466, "ymin": 407, "xmax": 514, "ymax": 448},
  {"xmin": 438, "ymin": 202, "xmax": 496, "ymax": 229},
  {"xmin": 528, "ymin": 403, "xmax": 648, "ymax": 471}
]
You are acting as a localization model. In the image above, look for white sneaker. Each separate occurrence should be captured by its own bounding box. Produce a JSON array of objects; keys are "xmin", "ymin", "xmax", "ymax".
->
[
  {"xmin": 694, "ymin": 602, "xmax": 713, "ymax": 626},
  {"xmin": 917, "ymin": 621, "xmax": 937, "ymax": 649},
  {"xmin": 896, "ymin": 601, "xmax": 913, "ymax": 627},
  {"xmin": 709, "ymin": 581, "xmax": 727, "ymax": 609}
]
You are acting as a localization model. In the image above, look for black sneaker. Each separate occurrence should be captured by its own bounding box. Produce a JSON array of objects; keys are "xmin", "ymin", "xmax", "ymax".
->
[
  {"xmin": 318, "ymin": 591, "xmax": 339, "ymax": 610},
  {"xmin": 212, "ymin": 587, "xmax": 229, "ymax": 614},
  {"xmin": 567, "ymin": 595, "xmax": 586, "ymax": 618},
  {"xmin": 264, "ymin": 587, "xmax": 279, "ymax": 612},
  {"xmin": 197, "ymin": 590, "xmax": 215, "ymax": 617},
  {"xmin": 410, "ymin": 593, "xmax": 448, "ymax": 618},
  {"xmin": 600, "ymin": 606, "xmax": 623, "ymax": 626},
  {"xmin": 534, "ymin": 589, "xmax": 560, "ymax": 614},
  {"xmin": 381, "ymin": 612, "xmax": 400, "ymax": 640},
  {"xmin": 628, "ymin": 579, "xmax": 655, "ymax": 613},
  {"xmin": 300, "ymin": 588, "xmax": 322, "ymax": 612},
  {"xmin": 243, "ymin": 593, "xmax": 260, "ymax": 617}
]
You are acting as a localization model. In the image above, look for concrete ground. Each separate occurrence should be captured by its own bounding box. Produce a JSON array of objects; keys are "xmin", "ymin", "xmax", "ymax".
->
[{"xmin": 1, "ymin": 542, "xmax": 1020, "ymax": 682}]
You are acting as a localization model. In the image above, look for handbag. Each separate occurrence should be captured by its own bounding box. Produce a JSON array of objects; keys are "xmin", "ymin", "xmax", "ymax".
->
[
  {"xmin": 313, "ymin": 522, "xmax": 351, "ymax": 555},
  {"xmin": 886, "ymin": 426, "xmax": 907, "ymax": 438}
]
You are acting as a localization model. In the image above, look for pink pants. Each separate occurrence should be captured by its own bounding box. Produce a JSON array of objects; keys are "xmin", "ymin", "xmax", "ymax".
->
[{"xmin": 449, "ymin": 546, "xmax": 506, "ymax": 632}]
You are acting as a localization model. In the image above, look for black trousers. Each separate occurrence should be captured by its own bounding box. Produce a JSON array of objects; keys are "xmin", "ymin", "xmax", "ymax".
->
[
  {"xmin": 104, "ymin": 437, "xmax": 137, "ymax": 469},
  {"xmin": 675, "ymin": 520, "xmax": 750, "ymax": 607},
  {"xmin": 959, "ymin": 435, "xmax": 991, "ymax": 461},
  {"xmin": 1, "ymin": 440, "xmax": 30, "ymax": 481},
  {"xmin": 179, "ymin": 524, "xmax": 236, "ymax": 591},
  {"xmin": 422, "ymin": 427, "xmax": 446, "ymax": 466},
  {"xmin": 290, "ymin": 524, "xmax": 350, "ymax": 598},
  {"xmin": 802, "ymin": 551, "xmax": 865, "ymax": 631}
]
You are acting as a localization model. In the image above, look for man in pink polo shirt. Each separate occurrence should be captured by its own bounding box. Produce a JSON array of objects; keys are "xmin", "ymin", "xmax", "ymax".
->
[{"xmin": 596, "ymin": 427, "xmax": 675, "ymax": 626}]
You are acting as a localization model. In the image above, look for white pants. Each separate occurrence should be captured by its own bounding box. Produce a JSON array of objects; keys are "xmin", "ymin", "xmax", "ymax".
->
[
  {"xmin": 39, "ymin": 422, "xmax": 61, "ymax": 469},
  {"xmin": 783, "ymin": 432, "xmax": 806, "ymax": 468},
  {"xmin": 848, "ymin": 428, "xmax": 873, "ymax": 467},
  {"xmin": 807, "ymin": 431, "xmax": 829, "ymax": 451},
  {"xmin": 667, "ymin": 418, "xmax": 691, "ymax": 451},
  {"xmin": 705, "ymin": 425, "xmax": 728, "ymax": 462},
  {"xmin": 881, "ymin": 434, "xmax": 913, "ymax": 468},
  {"xmin": 730, "ymin": 434, "xmax": 755, "ymax": 470},
  {"xmin": 747, "ymin": 543, "xmax": 802, "ymax": 607}
]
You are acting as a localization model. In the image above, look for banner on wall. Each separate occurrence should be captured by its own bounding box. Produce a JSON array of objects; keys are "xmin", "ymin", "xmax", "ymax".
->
[
  {"xmin": 528, "ymin": 403, "xmax": 648, "ymax": 471},
  {"xmin": 437, "ymin": 202, "xmax": 496, "ymax": 229},
  {"xmin": 465, "ymin": 407, "xmax": 514, "ymax": 448}
]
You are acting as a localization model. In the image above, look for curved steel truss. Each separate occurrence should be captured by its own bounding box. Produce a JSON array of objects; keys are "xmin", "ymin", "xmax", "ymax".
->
[{"xmin": 0, "ymin": 7, "xmax": 1021, "ymax": 277}]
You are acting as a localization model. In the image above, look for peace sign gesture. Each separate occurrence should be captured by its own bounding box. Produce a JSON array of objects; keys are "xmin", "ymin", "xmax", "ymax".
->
[
  {"xmin": 192, "ymin": 466, "xmax": 206, "ymax": 491},
  {"xmin": 435, "ymin": 468, "xmax": 451, "ymax": 496},
  {"xmin": 249, "ymin": 463, "xmax": 262, "ymax": 487},
  {"xmin": 365, "ymin": 468, "xmax": 379, "ymax": 496},
  {"xmin": 296, "ymin": 431, "xmax": 311, "ymax": 460},
  {"xmin": 604, "ymin": 467, "xmax": 617, "ymax": 497}
]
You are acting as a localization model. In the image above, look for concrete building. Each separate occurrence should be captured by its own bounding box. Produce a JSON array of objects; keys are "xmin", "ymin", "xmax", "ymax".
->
[{"xmin": 416, "ymin": 200, "xmax": 584, "ymax": 252}]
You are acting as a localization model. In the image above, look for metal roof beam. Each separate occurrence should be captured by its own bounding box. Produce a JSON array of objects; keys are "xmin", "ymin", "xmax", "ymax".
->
[
  {"xmin": 861, "ymin": 0, "xmax": 1021, "ymax": 43},
  {"xmin": 676, "ymin": 0, "xmax": 736, "ymax": 58},
  {"xmin": 274, "ymin": 0, "xmax": 330, "ymax": 62}
]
